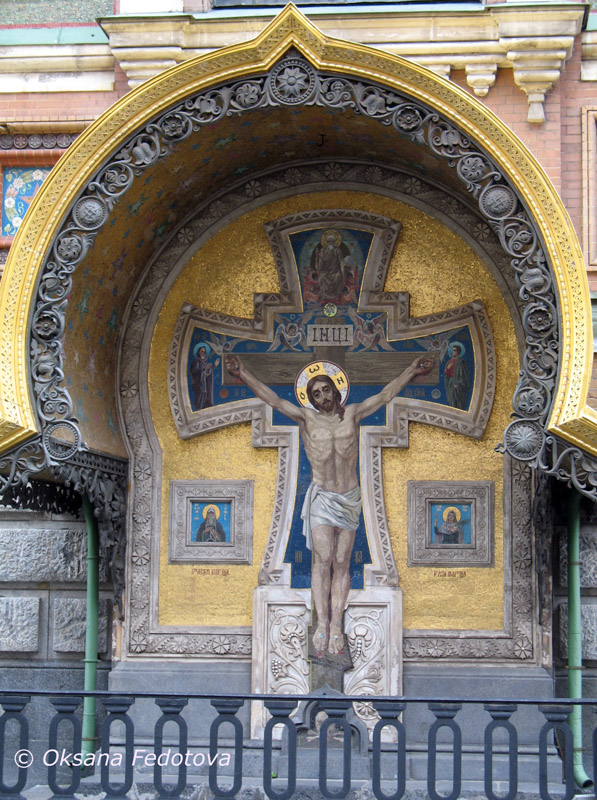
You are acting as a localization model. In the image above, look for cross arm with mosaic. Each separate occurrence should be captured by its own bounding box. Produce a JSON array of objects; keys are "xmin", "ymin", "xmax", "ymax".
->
[
  {"xmin": 224, "ymin": 353, "xmax": 306, "ymax": 424},
  {"xmin": 352, "ymin": 354, "xmax": 435, "ymax": 425}
]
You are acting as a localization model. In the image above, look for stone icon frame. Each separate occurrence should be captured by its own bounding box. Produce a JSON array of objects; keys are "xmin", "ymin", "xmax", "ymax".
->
[
  {"xmin": 407, "ymin": 480, "xmax": 494, "ymax": 567},
  {"xmin": 169, "ymin": 479, "xmax": 253, "ymax": 564}
]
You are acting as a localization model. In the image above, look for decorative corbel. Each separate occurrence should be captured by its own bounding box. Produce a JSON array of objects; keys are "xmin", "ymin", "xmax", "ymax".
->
[
  {"xmin": 501, "ymin": 36, "xmax": 575, "ymax": 123},
  {"xmin": 465, "ymin": 60, "xmax": 499, "ymax": 98}
]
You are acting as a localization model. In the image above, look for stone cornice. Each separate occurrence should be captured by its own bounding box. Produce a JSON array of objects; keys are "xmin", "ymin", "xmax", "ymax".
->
[
  {"xmin": 0, "ymin": 44, "xmax": 114, "ymax": 93},
  {"xmin": 98, "ymin": 3, "xmax": 585, "ymax": 121}
]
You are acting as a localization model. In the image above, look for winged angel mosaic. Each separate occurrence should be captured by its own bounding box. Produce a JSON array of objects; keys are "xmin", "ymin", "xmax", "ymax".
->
[{"xmin": 168, "ymin": 210, "xmax": 496, "ymax": 656}]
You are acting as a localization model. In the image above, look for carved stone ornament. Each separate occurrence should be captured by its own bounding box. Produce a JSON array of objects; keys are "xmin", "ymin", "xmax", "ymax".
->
[
  {"xmin": 250, "ymin": 587, "xmax": 402, "ymax": 739},
  {"xmin": 53, "ymin": 597, "xmax": 110, "ymax": 653},
  {"xmin": 343, "ymin": 595, "xmax": 402, "ymax": 737},
  {"xmin": 0, "ymin": 525, "xmax": 108, "ymax": 584},
  {"xmin": 559, "ymin": 603, "xmax": 597, "ymax": 660},
  {"xmin": 251, "ymin": 587, "xmax": 311, "ymax": 738},
  {"xmin": 72, "ymin": 197, "xmax": 109, "ymax": 230},
  {"xmin": 504, "ymin": 419, "xmax": 544, "ymax": 461},
  {"xmin": 0, "ymin": 597, "xmax": 40, "ymax": 652},
  {"xmin": 479, "ymin": 185, "xmax": 518, "ymax": 220},
  {"xmin": 168, "ymin": 479, "xmax": 253, "ymax": 564},
  {"xmin": 559, "ymin": 526, "xmax": 597, "ymax": 589},
  {"xmin": 0, "ymin": 133, "xmax": 75, "ymax": 150},
  {"xmin": 269, "ymin": 59, "xmax": 317, "ymax": 105}
]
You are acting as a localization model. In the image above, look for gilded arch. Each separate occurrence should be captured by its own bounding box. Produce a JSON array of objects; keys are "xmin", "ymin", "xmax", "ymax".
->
[{"xmin": 0, "ymin": 5, "xmax": 595, "ymax": 589}]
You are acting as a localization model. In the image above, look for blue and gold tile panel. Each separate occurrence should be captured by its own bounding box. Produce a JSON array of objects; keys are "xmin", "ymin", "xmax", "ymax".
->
[{"xmin": 2, "ymin": 167, "xmax": 51, "ymax": 238}]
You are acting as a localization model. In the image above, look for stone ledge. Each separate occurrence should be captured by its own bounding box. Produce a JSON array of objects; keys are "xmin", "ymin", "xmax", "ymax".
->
[
  {"xmin": 97, "ymin": 3, "xmax": 586, "ymax": 122},
  {"xmin": 0, "ymin": 44, "xmax": 114, "ymax": 93}
]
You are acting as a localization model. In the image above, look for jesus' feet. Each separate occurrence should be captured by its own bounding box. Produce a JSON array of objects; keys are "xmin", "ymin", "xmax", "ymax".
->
[
  {"xmin": 328, "ymin": 625, "xmax": 345, "ymax": 655},
  {"xmin": 312, "ymin": 624, "xmax": 328, "ymax": 655}
]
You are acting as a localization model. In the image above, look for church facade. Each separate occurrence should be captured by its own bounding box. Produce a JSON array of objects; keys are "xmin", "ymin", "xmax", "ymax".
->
[{"xmin": 2, "ymin": 0, "xmax": 597, "ymax": 788}]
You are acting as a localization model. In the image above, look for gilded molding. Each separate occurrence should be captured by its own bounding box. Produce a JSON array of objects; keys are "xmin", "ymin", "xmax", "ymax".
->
[{"xmin": 0, "ymin": 3, "xmax": 593, "ymax": 464}]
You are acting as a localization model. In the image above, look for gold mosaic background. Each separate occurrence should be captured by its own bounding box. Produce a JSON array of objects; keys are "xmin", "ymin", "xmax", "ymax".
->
[{"xmin": 149, "ymin": 191, "xmax": 518, "ymax": 631}]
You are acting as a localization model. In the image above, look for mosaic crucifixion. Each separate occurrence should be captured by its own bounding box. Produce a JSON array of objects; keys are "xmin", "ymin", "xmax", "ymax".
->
[{"xmin": 168, "ymin": 209, "xmax": 496, "ymax": 659}]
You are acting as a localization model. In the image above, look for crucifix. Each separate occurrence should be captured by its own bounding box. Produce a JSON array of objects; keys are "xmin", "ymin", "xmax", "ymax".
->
[
  {"xmin": 168, "ymin": 210, "xmax": 496, "ymax": 693},
  {"xmin": 224, "ymin": 347, "xmax": 433, "ymax": 690}
]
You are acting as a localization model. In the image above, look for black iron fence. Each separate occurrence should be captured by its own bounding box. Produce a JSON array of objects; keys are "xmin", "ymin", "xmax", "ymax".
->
[{"xmin": 0, "ymin": 690, "xmax": 594, "ymax": 799}]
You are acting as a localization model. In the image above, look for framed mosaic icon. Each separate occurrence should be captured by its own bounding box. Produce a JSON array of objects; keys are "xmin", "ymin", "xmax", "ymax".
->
[
  {"xmin": 169, "ymin": 480, "xmax": 253, "ymax": 564},
  {"xmin": 407, "ymin": 481, "xmax": 494, "ymax": 567}
]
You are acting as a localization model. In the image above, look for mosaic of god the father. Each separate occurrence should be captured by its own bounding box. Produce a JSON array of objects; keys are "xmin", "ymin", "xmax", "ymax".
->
[{"xmin": 225, "ymin": 353, "xmax": 434, "ymax": 656}]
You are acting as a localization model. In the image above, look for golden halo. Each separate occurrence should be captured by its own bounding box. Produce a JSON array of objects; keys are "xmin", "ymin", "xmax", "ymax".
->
[
  {"xmin": 202, "ymin": 503, "xmax": 221, "ymax": 520},
  {"xmin": 295, "ymin": 361, "xmax": 350, "ymax": 409},
  {"xmin": 442, "ymin": 506, "xmax": 461, "ymax": 522},
  {"xmin": 319, "ymin": 228, "xmax": 342, "ymax": 247}
]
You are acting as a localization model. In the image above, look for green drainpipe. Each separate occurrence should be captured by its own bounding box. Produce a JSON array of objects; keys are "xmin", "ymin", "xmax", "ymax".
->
[
  {"xmin": 567, "ymin": 489, "xmax": 592, "ymax": 789},
  {"xmin": 81, "ymin": 494, "xmax": 99, "ymax": 761}
]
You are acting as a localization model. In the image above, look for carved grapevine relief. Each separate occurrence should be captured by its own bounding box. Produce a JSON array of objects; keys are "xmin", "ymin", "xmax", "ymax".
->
[
  {"xmin": 268, "ymin": 605, "xmax": 310, "ymax": 695},
  {"xmin": 344, "ymin": 606, "xmax": 389, "ymax": 729}
]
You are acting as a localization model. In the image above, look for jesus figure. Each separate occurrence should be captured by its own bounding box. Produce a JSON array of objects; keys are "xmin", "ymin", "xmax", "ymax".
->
[{"xmin": 225, "ymin": 353, "xmax": 433, "ymax": 655}]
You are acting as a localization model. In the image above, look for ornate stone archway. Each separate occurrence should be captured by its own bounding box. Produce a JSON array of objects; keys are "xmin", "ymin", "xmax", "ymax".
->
[{"xmin": 0, "ymin": 4, "xmax": 593, "ymax": 628}]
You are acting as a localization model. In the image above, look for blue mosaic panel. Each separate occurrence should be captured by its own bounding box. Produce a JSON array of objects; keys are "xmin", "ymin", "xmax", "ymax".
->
[
  {"xmin": 2, "ymin": 167, "xmax": 51, "ymax": 238},
  {"xmin": 190, "ymin": 501, "xmax": 232, "ymax": 543},
  {"xmin": 429, "ymin": 502, "xmax": 472, "ymax": 545}
]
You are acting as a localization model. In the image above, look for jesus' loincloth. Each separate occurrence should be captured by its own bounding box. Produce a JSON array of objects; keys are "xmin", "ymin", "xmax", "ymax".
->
[{"xmin": 301, "ymin": 483, "xmax": 362, "ymax": 549}]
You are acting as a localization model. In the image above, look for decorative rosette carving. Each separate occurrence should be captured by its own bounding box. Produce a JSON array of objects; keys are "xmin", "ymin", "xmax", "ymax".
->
[
  {"xmin": 268, "ymin": 59, "xmax": 316, "ymax": 105},
  {"xmin": 504, "ymin": 419, "xmax": 544, "ymax": 461}
]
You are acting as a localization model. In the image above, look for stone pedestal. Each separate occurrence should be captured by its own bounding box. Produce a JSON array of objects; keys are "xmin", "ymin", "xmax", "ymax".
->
[{"xmin": 250, "ymin": 584, "xmax": 403, "ymax": 739}]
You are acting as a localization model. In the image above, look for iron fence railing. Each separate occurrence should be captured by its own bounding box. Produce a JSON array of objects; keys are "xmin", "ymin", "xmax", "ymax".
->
[{"xmin": 0, "ymin": 690, "xmax": 594, "ymax": 799}]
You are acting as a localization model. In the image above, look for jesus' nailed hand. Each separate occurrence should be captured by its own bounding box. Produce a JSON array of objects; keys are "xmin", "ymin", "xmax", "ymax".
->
[{"xmin": 225, "ymin": 352, "xmax": 434, "ymax": 656}]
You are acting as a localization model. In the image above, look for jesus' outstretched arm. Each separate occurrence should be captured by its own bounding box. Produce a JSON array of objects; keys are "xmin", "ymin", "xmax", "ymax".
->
[
  {"xmin": 225, "ymin": 354, "xmax": 306, "ymax": 424},
  {"xmin": 353, "ymin": 354, "xmax": 434, "ymax": 425}
]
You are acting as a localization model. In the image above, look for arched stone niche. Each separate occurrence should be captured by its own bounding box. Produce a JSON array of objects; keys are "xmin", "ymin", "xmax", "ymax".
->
[{"xmin": 0, "ymin": 9, "xmax": 589, "ymax": 708}]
